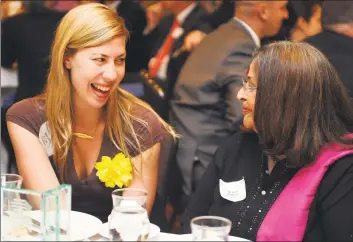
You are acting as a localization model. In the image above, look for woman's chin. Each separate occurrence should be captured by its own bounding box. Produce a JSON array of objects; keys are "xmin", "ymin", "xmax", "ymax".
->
[{"xmin": 243, "ymin": 115, "xmax": 255, "ymax": 131}]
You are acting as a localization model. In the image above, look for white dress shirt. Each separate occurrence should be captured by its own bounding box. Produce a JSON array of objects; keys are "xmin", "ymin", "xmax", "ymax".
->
[
  {"xmin": 156, "ymin": 3, "xmax": 197, "ymax": 80},
  {"xmin": 233, "ymin": 17, "xmax": 261, "ymax": 47}
]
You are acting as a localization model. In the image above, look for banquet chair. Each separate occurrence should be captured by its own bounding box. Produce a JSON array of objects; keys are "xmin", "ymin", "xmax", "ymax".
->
[
  {"xmin": 149, "ymin": 132, "xmax": 181, "ymax": 233},
  {"xmin": 139, "ymin": 70, "xmax": 169, "ymax": 121}
]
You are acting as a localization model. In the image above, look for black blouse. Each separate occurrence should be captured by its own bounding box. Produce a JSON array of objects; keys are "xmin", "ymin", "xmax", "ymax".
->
[{"xmin": 182, "ymin": 132, "xmax": 353, "ymax": 241}]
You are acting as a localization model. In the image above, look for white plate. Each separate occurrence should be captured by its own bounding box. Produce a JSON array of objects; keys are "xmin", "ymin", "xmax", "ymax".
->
[
  {"xmin": 177, "ymin": 234, "xmax": 250, "ymax": 241},
  {"xmin": 3, "ymin": 210, "xmax": 103, "ymax": 241},
  {"xmin": 99, "ymin": 222, "xmax": 160, "ymax": 240}
]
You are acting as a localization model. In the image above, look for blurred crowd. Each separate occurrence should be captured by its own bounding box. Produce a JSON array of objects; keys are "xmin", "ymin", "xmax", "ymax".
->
[{"xmin": 1, "ymin": 0, "xmax": 353, "ymax": 234}]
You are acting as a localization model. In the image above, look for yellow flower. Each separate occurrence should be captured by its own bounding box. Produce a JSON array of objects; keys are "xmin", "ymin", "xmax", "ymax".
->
[{"xmin": 95, "ymin": 153, "xmax": 133, "ymax": 188}]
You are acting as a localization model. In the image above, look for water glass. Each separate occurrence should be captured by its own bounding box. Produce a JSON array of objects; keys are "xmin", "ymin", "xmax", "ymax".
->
[
  {"xmin": 191, "ymin": 216, "xmax": 232, "ymax": 241},
  {"xmin": 111, "ymin": 188, "xmax": 148, "ymax": 208},
  {"xmin": 1, "ymin": 173, "xmax": 23, "ymax": 237},
  {"xmin": 109, "ymin": 188, "xmax": 150, "ymax": 241}
]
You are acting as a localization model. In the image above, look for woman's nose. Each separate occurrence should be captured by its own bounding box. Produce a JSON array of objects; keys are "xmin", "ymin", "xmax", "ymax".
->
[
  {"xmin": 102, "ymin": 63, "xmax": 118, "ymax": 82},
  {"xmin": 237, "ymin": 86, "xmax": 246, "ymax": 101}
]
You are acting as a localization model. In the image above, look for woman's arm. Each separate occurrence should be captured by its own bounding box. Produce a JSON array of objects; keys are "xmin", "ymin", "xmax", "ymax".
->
[
  {"xmin": 7, "ymin": 121, "xmax": 60, "ymax": 191},
  {"xmin": 129, "ymin": 142, "xmax": 160, "ymax": 214}
]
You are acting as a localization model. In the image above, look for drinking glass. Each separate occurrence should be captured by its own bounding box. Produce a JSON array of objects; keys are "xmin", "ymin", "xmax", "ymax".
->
[
  {"xmin": 109, "ymin": 188, "xmax": 150, "ymax": 241},
  {"xmin": 191, "ymin": 216, "xmax": 232, "ymax": 241},
  {"xmin": 1, "ymin": 173, "xmax": 23, "ymax": 239}
]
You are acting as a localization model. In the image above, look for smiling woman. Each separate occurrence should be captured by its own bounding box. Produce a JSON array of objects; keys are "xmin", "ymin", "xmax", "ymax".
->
[
  {"xmin": 65, "ymin": 37, "xmax": 127, "ymax": 109},
  {"xmin": 5, "ymin": 3, "xmax": 177, "ymax": 223},
  {"xmin": 181, "ymin": 41, "xmax": 353, "ymax": 241}
]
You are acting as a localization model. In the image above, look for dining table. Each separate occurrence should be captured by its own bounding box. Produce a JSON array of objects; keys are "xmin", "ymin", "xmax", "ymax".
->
[
  {"xmin": 86, "ymin": 232, "xmax": 188, "ymax": 241},
  {"xmin": 85, "ymin": 232, "xmax": 250, "ymax": 241}
]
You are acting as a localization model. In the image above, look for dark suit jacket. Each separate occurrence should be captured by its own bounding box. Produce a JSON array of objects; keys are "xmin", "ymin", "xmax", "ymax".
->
[
  {"xmin": 116, "ymin": 0, "xmax": 148, "ymax": 72},
  {"xmin": 170, "ymin": 19, "xmax": 257, "ymax": 196},
  {"xmin": 149, "ymin": 3, "xmax": 211, "ymax": 93},
  {"xmin": 305, "ymin": 30, "xmax": 353, "ymax": 99},
  {"xmin": 145, "ymin": 4, "xmax": 211, "ymax": 119},
  {"xmin": 1, "ymin": 8, "xmax": 65, "ymax": 103}
]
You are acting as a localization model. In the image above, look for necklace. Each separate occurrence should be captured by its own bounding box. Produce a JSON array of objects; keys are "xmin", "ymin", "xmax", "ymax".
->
[
  {"xmin": 72, "ymin": 133, "xmax": 94, "ymax": 139},
  {"xmin": 72, "ymin": 121, "xmax": 101, "ymax": 140}
]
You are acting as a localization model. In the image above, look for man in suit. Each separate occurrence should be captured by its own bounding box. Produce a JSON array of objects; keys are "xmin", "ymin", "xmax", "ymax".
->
[
  {"xmin": 145, "ymin": 1, "xmax": 211, "ymax": 120},
  {"xmin": 170, "ymin": 1, "xmax": 289, "ymax": 211},
  {"xmin": 1, "ymin": 1, "xmax": 65, "ymax": 103},
  {"xmin": 289, "ymin": 0, "xmax": 322, "ymax": 41},
  {"xmin": 305, "ymin": 1, "xmax": 353, "ymax": 99}
]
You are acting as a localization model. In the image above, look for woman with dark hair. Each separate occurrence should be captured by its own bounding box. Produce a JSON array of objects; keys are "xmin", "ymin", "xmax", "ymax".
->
[{"xmin": 181, "ymin": 41, "xmax": 353, "ymax": 241}]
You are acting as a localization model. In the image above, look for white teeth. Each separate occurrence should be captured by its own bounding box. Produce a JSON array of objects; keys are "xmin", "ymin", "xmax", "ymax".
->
[{"xmin": 93, "ymin": 84, "xmax": 110, "ymax": 92}]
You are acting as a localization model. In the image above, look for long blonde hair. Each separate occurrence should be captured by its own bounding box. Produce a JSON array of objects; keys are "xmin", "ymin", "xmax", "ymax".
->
[{"xmin": 39, "ymin": 3, "xmax": 177, "ymax": 180}]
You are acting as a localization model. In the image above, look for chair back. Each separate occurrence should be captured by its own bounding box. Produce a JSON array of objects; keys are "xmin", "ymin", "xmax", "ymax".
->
[
  {"xmin": 150, "ymin": 133, "xmax": 180, "ymax": 232},
  {"xmin": 156, "ymin": 133, "xmax": 179, "ymax": 200},
  {"xmin": 140, "ymin": 70, "xmax": 169, "ymax": 120}
]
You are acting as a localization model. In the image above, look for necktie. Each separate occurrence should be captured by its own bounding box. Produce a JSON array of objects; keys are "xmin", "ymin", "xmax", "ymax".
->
[{"xmin": 149, "ymin": 19, "xmax": 180, "ymax": 78}]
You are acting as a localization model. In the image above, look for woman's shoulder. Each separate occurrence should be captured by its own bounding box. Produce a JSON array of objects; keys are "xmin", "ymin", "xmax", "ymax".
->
[
  {"xmin": 129, "ymin": 103, "xmax": 169, "ymax": 152},
  {"xmin": 322, "ymin": 153, "xmax": 353, "ymax": 181},
  {"xmin": 130, "ymin": 103, "xmax": 164, "ymax": 132},
  {"xmin": 7, "ymin": 98, "xmax": 45, "ymax": 119},
  {"xmin": 131, "ymin": 102, "xmax": 158, "ymax": 122},
  {"xmin": 7, "ymin": 97, "xmax": 44, "ymax": 113},
  {"xmin": 321, "ymin": 154, "xmax": 353, "ymax": 184},
  {"xmin": 317, "ymin": 154, "xmax": 353, "ymax": 207},
  {"xmin": 216, "ymin": 131, "xmax": 258, "ymax": 154},
  {"xmin": 6, "ymin": 97, "xmax": 46, "ymax": 136},
  {"xmin": 214, "ymin": 131, "xmax": 259, "ymax": 167}
]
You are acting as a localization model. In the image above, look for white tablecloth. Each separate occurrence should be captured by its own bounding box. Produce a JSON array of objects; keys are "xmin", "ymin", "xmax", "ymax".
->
[
  {"xmin": 87, "ymin": 233, "xmax": 250, "ymax": 241},
  {"xmin": 87, "ymin": 232, "xmax": 186, "ymax": 241}
]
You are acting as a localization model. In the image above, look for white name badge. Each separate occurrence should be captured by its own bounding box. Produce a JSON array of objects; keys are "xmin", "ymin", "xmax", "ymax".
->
[
  {"xmin": 39, "ymin": 121, "xmax": 54, "ymax": 157},
  {"xmin": 219, "ymin": 178, "xmax": 246, "ymax": 202}
]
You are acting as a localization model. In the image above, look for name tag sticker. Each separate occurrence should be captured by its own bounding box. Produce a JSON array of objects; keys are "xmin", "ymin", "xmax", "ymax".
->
[
  {"xmin": 219, "ymin": 177, "xmax": 246, "ymax": 202},
  {"xmin": 39, "ymin": 122, "xmax": 54, "ymax": 157}
]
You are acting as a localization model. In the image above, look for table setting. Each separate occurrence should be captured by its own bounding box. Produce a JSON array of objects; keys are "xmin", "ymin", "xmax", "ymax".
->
[{"xmin": 1, "ymin": 173, "xmax": 249, "ymax": 241}]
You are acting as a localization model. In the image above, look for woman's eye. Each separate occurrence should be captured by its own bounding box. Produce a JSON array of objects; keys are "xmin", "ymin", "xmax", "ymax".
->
[
  {"xmin": 116, "ymin": 58, "xmax": 126, "ymax": 64},
  {"xmin": 95, "ymin": 58, "xmax": 105, "ymax": 63}
]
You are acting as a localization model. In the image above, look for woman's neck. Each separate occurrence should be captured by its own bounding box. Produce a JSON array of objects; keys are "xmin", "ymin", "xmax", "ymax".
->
[
  {"xmin": 72, "ymin": 102, "xmax": 103, "ymax": 132},
  {"xmin": 267, "ymin": 155, "xmax": 287, "ymax": 174},
  {"xmin": 267, "ymin": 158, "xmax": 276, "ymax": 174}
]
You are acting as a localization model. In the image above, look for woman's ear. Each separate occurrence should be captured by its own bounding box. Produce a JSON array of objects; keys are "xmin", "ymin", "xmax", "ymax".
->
[{"xmin": 64, "ymin": 56, "xmax": 72, "ymax": 69}]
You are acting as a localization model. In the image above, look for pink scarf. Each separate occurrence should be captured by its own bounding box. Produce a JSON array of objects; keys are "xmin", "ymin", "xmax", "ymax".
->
[{"xmin": 257, "ymin": 138, "xmax": 353, "ymax": 241}]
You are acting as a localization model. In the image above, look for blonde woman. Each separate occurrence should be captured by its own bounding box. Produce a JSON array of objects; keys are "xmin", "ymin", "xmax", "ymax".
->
[{"xmin": 6, "ymin": 3, "xmax": 176, "ymax": 222}]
